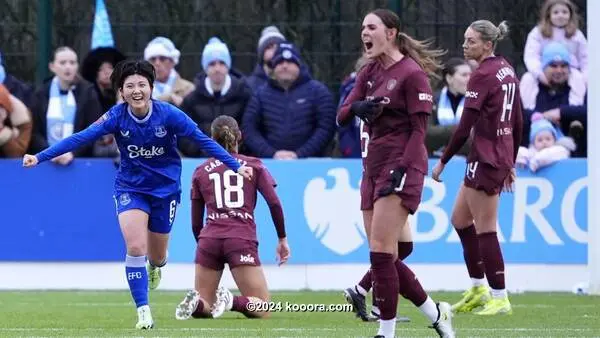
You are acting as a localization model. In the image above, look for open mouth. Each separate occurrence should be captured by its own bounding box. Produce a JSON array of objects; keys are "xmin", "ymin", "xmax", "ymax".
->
[
  {"xmin": 364, "ymin": 42, "xmax": 373, "ymax": 51},
  {"xmin": 131, "ymin": 96, "xmax": 144, "ymax": 103}
]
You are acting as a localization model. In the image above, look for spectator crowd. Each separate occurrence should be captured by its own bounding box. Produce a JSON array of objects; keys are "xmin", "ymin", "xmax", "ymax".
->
[{"xmin": 0, "ymin": 0, "xmax": 588, "ymax": 173}]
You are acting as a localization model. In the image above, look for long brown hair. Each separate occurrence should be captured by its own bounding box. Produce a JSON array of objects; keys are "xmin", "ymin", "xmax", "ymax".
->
[
  {"xmin": 210, "ymin": 115, "xmax": 241, "ymax": 153},
  {"xmin": 369, "ymin": 9, "xmax": 446, "ymax": 77},
  {"xmin": 538, "ymin": 0, "xmax": 580, "ymax": 38}
]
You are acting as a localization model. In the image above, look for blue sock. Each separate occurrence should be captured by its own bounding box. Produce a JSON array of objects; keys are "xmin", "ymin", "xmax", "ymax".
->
[{"xmin": 125, "ymin": 255, "xmax": 148, "ymax": 308}]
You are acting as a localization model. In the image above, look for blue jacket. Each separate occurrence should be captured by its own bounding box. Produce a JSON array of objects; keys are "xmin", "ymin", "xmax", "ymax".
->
[
  {"xmin": 242, "ymin": 67, "xmax": 336, "ymax": 158},
  {"xmin": 336, "ymin": 74, "xmax": 362, "ymax": 158},
  {"xmin": 245, "ymin": 64, "xmax": 269, "ymax": 93}
]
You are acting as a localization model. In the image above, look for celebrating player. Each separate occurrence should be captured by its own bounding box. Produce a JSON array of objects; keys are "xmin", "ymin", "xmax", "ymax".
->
[
  {"xmin": 337, "ymin": 8, "xmax": 454, "ymax": 338},
  {"xmin": 175, "ymin": 115, "xmax": 290, "ymax": 320},
  {"xmin": 22, "ymin": 60, "xmax": 252, "ymax": 329},
  {"xmin": 432, "ymin": 20, "xmax": 523, "ymax": 316}
]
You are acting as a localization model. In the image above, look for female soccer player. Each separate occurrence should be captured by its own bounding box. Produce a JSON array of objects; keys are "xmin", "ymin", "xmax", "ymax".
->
[
  {"xmin": 22, "ymin": 60, "xmax": 252, "ymax": 329},
  {"xmin": 432, "ymin": 20, "xmax": 523, "ymax": 316},
  {"xmin": 175, "ymin": 115, "xmax": 290, "ymax": 320},
  {"xmin": 337, "ymin": 8, "xmax": 454, "ymax": 338}
]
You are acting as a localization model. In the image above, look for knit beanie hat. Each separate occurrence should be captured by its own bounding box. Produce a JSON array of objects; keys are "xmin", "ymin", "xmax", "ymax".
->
[
  {"xmin": 202, "ymin": 37, "xmax": 232, "ymax": 72},
  {"xmin": 257, "ymin": 26, "xmax": 286, "ymax": 64}
]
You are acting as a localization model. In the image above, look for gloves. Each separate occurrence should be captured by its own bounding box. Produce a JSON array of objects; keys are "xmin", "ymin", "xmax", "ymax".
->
[
  {"xmin": 378, "ymin": 167, "xmax": 407, "ymax": 197},
  {"xmin": 350, "ymin": 96, "xmax": 384, "ymax": 124}
]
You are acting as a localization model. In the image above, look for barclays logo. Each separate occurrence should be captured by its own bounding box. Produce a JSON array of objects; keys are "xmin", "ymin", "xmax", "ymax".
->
[{"xmin": 303, "ymin": 168, "xmax": 366, "ymax": 255}]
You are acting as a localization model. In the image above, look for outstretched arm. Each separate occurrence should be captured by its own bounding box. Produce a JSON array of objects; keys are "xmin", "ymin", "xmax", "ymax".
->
[
  {"xmin": 170, "ymin": 107, "xmax": 241, "ymax": 172},
  {"xmin": 36, "ymin": 112, "xmax": 116, "ymax": 162}
]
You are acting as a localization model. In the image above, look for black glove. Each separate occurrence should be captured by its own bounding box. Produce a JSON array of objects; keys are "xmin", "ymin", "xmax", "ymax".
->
[
  {"xmin": 350, "ymin": 97, "xmax": 384, "ymax": 124},
  {"xmin": 378, "ymin": 167, "xmax": 407, "ymax": 197}
]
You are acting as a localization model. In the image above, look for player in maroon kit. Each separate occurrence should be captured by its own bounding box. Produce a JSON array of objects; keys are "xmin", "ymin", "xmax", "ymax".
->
[
  {"xmin": 175, "ymin": 116, "xmax": 290, "ymax": 320},
  {"xmin": 432, "ymin": 20, "xmax": 523, "ymax": 316},
  {"xmin": 337, "ymin": 8, "xmax": 454, "ymax": 338}
]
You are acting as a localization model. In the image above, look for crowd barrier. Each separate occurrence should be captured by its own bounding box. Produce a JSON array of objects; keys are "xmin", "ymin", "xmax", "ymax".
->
[{"xmin": 0, "ymin": 158, "xmax": 588, "ymax": 291}]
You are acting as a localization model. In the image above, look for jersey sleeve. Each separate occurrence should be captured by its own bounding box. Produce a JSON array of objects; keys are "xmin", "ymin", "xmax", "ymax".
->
[
  {"xmin": 36, "ymin": 110, "xmax": 118, "ymax": 163},
  {"xmin": 404, "ymin": 70, "xmax": 434, "ymax": 115},
  {"xmin": 337, "ymin": 66, "xmax": 368, "ymax": 126},
  {"xmin": 190, "ymin": 168, "xmax": 206, "ymax": 242},
  {"xmin": 168, "ymin": 106, "xmax": 241, "ymax": 172},
  {"xmin": 256, "ymin": 163, "xmax": 286, "ymax": 239}
]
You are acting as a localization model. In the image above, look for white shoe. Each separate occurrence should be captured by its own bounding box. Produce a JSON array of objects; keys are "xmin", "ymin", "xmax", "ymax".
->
[
  {"xmin": 431, "ymin": 302, "xmax": 454, "ymax": 338},
  {"xmin": 211, "ymin": 286, "xmax": 233, "ymax": 318},
  {"xmin": 135, "ymin": 305, "xmax": 154, "ymax": 329},
  {"xmin": 175, "ymin": 290, "xmax": 201, "ymax": 320}
]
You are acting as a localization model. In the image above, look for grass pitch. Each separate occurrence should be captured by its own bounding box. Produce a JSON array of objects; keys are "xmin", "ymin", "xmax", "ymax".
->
[{"xmin": 0, "ymin": 291, "xmax": 598, "ymax": 337}]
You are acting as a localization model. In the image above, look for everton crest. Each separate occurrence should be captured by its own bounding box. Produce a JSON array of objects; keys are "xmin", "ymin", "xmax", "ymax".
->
[{"xmin": 154, "ymin": 125, "xmax": 167, "ymax": 138}]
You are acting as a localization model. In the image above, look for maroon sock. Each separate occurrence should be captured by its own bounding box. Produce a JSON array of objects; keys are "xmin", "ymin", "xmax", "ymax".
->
[
  {"xmin": 232, "ymin": 296, "xmax": 261, "ymax": 318},
  {"xmin": 370, "ymin": 251, "xmax": 398, "ymax": 320},
  {"xmin": 456, "ymin": 224, "xmax": 485, "ymax": 279},
  {"xmin": 397, "ymin": 241, "xmax": 413, "ymax": 260},
  {"xmin": 191, "ymin": 299, "xmax": 211, "ymax": 318},
  {"xmin": 358, "ymin": 269, "xmax": 373, "ymax": 292},
  {"xmin": 395, "ymin": 259, "xmax": 428, "ymax": 306},
  {"xmin": 478, "ymin": 232, "xmax": 506, "ymax": 290}
]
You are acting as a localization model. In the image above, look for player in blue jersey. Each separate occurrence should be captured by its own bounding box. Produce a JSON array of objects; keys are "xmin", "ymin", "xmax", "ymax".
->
[{"xmin": 22, "ymin": 60, "xmax": 253, "ymax": 329}]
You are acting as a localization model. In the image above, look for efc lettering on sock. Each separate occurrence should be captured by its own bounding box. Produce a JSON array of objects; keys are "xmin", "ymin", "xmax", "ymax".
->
[{"xmin": 128, "ymin": 271, "xmax": 144, "ymax": 280}]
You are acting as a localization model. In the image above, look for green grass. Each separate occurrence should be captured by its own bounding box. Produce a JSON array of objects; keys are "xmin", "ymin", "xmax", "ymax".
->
[{"xmin": 0, "ymin": 291, "xmax": 598, "ymax": 337}]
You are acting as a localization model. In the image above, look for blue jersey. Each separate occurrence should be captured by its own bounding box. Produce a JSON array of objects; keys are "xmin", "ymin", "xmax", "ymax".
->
[{"xmin": 36, "ymin": 100, "xmax": 241, "ymax": 198}]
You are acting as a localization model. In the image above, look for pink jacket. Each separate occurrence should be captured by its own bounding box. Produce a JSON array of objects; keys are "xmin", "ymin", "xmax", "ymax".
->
[{"xmin": 524, "ymin": 26, "xmax": 588, "ymax": 81}]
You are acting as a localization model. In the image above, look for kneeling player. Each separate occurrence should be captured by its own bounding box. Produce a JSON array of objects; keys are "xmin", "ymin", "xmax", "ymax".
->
[{"xmin": 175, "ymin": 116, "xmax": 290, "ymax": 320}]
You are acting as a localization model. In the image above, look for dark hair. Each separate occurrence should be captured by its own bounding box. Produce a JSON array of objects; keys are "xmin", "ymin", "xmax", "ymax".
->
[
  {"xmin": 51, "ymin": 46, "xmax": 77, "ymax": 62},
  {"xmin": 539, "ymin": 0, "xmax": 580, "ymax": 38},
  {"xmin": 442, "ymin": 58, "xmax": 469, "ymax": 84},
  {"xmin": 110, "ymin": 59, "xmax": 155, "ymax": 90},
  {"xmin": 369, "ymin": 8, "xmax": 446, "ymax": 77},
  {"xmin": 211, "ymin": 115, "xmax": 241, "ymax": 153}
]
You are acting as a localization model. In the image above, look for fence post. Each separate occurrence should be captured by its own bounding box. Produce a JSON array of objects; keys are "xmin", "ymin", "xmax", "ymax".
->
[{"xmin": 36, "ymin": 0, "xmax": 52, "ymax": 84}]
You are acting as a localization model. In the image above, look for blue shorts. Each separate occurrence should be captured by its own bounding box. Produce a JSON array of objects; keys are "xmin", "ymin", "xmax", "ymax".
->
[{"xmin": 114, "ymin": 192, "xmax": 180, "ymax": 234}]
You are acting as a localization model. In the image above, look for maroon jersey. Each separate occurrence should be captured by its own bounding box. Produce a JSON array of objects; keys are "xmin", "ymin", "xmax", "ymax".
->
[
  {"xmin": 441, "ymin": 56, "xmax": 523, "ymax": 168},
  {"xmin": 339, "ymin": 57, "xmax": 433, "ymax": 178},
  {"xmin": 191, "ymin": 154, "xmax": 285, "ymax": 242},
  {"xmin": 359, "ymin": 120, "xmax": 370, "ymax": 170}
]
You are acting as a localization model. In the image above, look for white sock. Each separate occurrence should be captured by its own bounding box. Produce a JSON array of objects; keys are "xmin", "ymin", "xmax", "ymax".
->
[
  {"xmin": 355, "ymin": 284, "xmax": 367, "ymax": 297},
  {"xmin": 377, "ymin": 318, "xmax": 396, "ymax": 338},
  {"xmin": 471, "ymin": 278, "xmax": 486, "ymax": 287},
  {"xmin": 418, "ymin": 296, "xmax": 440, "ymax": 323},
  {"xmin": 491, "ymin": 288, "xmax": 507, "ymax": 299}
]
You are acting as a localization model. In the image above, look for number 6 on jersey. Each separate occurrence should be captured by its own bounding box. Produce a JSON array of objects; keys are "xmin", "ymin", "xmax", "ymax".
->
[{"xmin": 209, "ymin": 170, "xmax": 245, "ymax": 208}]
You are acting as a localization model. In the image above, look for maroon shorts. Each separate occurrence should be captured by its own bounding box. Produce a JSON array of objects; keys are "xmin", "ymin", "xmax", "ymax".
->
[
  {"xmin": 195, "ymin": 237, "xmax": 261, "ymax": 270},
  {"xmin": 360, "ymin": 174, "xmax": 375, "ymax": 210},
  {"xmin": 363, "ymin": 166, "xmax": 425, "ymax": 214},
  {"xmin": 463, "ymin": 161, "xmax": 510, "ymax": 196}
]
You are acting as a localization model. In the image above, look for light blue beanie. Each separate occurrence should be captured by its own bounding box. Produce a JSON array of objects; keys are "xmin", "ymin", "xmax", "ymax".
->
[{"xmin": 202, "ymin": 37, "xmax": 231, "ymax": 72}]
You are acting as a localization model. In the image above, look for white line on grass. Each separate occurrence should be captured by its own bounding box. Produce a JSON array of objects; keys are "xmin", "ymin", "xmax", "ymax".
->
[{"xmin": 0, "ymin": 327, "xmax": 596, "ymax": 332}]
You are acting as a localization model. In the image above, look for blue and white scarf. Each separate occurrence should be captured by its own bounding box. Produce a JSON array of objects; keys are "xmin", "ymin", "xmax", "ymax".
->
[
  {"xmin": 436, "ymin": 86, "xmax": 464, "ymax": 126},
  {"xmin": 46, "ymin": 77, "xmax": 77, "ymax": 146},
  {"xmin": 152, "ymin": 69, "xmax": 178, "ymax": 99}
]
